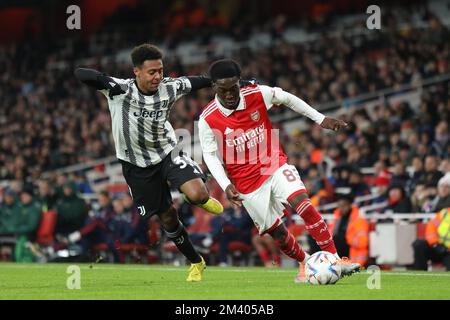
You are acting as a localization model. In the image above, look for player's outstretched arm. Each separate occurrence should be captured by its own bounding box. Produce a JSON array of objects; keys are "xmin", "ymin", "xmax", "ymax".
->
[
  {"xmin": 319, "ymin": 117, "xmax": 348, "ymax": 131},
  {"xmin": 262, "ymin": 86, "xmax": 347, "ymax": 131},
  {"xmin": 74, "ymin": 68, "xmax": 125, "ymax": 99},
  {"xmin": 186, "ymin": 76, "xmax": 212, "ymax": 92}
]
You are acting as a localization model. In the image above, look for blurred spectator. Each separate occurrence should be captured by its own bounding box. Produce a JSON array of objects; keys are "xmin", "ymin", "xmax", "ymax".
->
[
  {"xmin": 14, "ymin": 186, "xmax": 42, "ymax": 262},
  {"xmin": 423, "ymin": 155, "xmax": 444, "ymax": 187},
  {"xmin": 412, "ymin": 207, "xmax": 450, "ymax": 271},
  {"xmin": 431, "ymin": 173, "xmax": 450, "ymax": 212},
  {"xmin": 407, "ymin": 156, "xmax": 425, "ymax": 194},
  {"xmin": 310, "ymin": 179, "xmax": 334, "ymax": 207},
  {"xmin": 110, "ymin": 198, "xmax": 136, "ymax": 244},
  {"xmin": 0, "ymin": 189, "xmax": 20, "ymax": 235},
  {"xmin": 332, "ymin": 164, "xmax": 352, "ymax": 188},
  {"xmin": 37, "ymin": 179, "xmax": 58, "ymax": 211},
  {"xmin": 431, "ymin": 121, "xmax": 449, "ymax": 157},
  {"xmin": 386, "ymin": 185, "xmax": 412, "ymax": 213},
  {"xmin": 347, "ymin": 168, "xmax": 371, "ymax": 198},
  {"xmin": 75, "ymin": 190, "xmax": 120, "ymax": 262},
  {"xmin": 411, "ymin": 181, "xmax": 429, "ymax": 212},
  {"xmin": 54, "ymin": 180, "xmax": 88, "ymax": 235},
  {"xmin": 391, "ymin": 163, "xmax": 410, "ymax": 187},
  {"xmin": 373, "ymin": 162, "xmax": 391, "ymax": 203},
  {"xmin": 210, "ymin": 204, "xmax": 253, "ymax": 266},
  {"xmin": 72, "ymin": 172, "xmax": 94, "ymax": 194}
]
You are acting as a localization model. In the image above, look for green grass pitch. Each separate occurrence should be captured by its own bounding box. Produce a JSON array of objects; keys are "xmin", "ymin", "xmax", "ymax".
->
[{"xmin": 0, "ymin": 262, "xmax": 448, "ymax": 300}]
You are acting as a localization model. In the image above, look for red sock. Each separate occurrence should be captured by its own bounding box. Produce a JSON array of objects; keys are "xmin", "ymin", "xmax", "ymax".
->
[
  {"xmin": 296, "ymin": 199, "xmax": 337, "ymax": 254},
  {"xmin": 258, "ymin": 249, "xmax": 271, "ymax": 265},
  {"xmin": 274, "ymin": 231, "xmax": 306, "ymax": 263}
]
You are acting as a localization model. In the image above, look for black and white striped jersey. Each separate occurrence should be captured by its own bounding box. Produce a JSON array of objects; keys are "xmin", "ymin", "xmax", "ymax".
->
[{"xmin": 100, "ymin": 77, "xmax": 192, "ymax": 167}]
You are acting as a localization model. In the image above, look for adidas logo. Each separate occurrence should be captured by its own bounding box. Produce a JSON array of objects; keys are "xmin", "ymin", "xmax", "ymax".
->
[{"xmin": 224, "ymin": 127, "xmax": 234, "ymax": 135}]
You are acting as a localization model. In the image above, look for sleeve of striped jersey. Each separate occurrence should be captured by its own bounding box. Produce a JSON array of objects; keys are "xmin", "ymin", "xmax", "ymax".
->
[
  {"xmin": 98, "ymin": 77, "xmax": 129, "ymax": 98},
  {"xmin": 174, "ymin": 77, "xmax": 192, "ymax": 99},
  {"xmin": 261, "ymin": 85, "xmax": 325, "ymax": 124},
  {"xmin": 198, "ymin": 117, "xmax": 218, "ymax": 153}
]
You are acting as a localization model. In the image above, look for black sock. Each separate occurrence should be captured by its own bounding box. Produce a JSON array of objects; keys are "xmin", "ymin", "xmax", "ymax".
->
[{"xmin": 165, "ymin": 222, "xmax": 201, "ymax": 264}]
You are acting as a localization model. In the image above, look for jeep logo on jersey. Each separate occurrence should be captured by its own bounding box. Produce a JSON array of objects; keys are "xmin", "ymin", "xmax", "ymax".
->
[
  {"xmin": 250, "ymin": 110, "xmax": 260, "ymax": 121},
  {"xmin": 133, "ymin": 109, "xmax": 164, "ymax": 120}
]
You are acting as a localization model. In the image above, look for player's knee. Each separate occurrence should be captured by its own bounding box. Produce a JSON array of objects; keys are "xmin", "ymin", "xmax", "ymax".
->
[
  {"xmin": 186, "ymin": 189, "xmax": 209, "ymax": 204},
  {"xmin": 289, "ymin": 192, "xmax": 308, "ymax": 209}
]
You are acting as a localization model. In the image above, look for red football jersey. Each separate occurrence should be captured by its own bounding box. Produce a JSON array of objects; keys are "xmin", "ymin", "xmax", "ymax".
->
[{"xmin": 201, "ymin": 85, "xmax": 288, "ymax": 194}]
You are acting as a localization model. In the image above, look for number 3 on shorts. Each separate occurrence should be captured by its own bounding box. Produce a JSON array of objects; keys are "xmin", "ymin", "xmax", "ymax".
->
[
  {"xmin": 282, "ymin": 168, "xmax": 299, "ymax": 182},
  {"xmin": 174, "ymin": 155, "xmax": 202, "ymax": 174}
]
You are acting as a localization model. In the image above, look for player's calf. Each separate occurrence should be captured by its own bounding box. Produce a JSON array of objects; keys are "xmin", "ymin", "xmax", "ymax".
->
[{"xmin": 293, "ymin": 197, "xmax": 337, "ymax": 254}]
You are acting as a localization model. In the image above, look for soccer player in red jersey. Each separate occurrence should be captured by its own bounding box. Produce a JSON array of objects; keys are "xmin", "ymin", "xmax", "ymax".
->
[{"xmin": 198, "ymin": 59, "xmax": 360, "ymax": 282}]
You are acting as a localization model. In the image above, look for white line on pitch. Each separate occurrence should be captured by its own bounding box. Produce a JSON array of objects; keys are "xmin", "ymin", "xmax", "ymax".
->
[{"xmin": 1, "ymin": 264, "xmax": 449, "ymax": 277}]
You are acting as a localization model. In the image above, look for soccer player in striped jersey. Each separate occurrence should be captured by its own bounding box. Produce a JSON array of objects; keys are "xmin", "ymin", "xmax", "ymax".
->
[
  {"xmin": 75, "ymin": 43, "xmax": 223, "ymax": 281},
  {"xmin": 198, "ymin": 59, "xmax": 361, "ymax": 282}
]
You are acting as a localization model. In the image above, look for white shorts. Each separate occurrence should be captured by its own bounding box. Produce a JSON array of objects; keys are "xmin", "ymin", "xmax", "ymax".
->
[{"xmin": 240, "ymin": 163, "xmax": 307, "ymax": 235}]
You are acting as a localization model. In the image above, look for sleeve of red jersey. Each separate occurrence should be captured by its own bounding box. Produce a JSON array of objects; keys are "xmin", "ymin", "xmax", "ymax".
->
[{"xmin": 258, "ymin": 85, "xmax": 325, "ymax": 124}]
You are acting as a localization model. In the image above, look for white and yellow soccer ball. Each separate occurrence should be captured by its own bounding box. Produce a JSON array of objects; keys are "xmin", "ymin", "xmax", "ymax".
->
[{"xmin": 305, "ymin": 251, "xmax": 342, "ymax": 285}]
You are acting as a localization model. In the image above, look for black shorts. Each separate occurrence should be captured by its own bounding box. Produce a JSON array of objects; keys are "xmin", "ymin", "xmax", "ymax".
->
[{"xmin": 120, "ymin": 150, "xmax": 206, "ymax": 218}]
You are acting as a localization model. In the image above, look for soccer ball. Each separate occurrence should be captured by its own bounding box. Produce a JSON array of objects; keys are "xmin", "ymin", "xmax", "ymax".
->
[{"xmin": 305, "ymin": 251, "xmax": 341, "ymax": 285}]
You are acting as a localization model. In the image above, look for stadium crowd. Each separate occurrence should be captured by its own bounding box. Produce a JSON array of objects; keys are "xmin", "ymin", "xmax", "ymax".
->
[{"xmin": 0, "ymin": 3, "xmax": 449, "ymax": 266}]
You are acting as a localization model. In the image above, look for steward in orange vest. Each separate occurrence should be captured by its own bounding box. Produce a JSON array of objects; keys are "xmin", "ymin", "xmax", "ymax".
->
[{"xmin": 329, "ymin": 190, "xmax": 369, "ymax": 266}]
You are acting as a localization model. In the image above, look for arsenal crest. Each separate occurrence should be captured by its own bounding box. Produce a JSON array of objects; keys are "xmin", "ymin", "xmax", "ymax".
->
[{"xmin": 250, "ymin": 110, "xmax": 260, "ymax": 121}]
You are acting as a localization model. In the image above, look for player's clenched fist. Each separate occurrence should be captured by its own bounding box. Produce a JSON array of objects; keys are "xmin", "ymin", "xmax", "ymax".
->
[
  {"xmin": 225, "ymin": 184, "xmax": 243, "ymax": 208},
  {"xmin": 320, "ymin": 117, "xmax": 348, "ymax": 131}
]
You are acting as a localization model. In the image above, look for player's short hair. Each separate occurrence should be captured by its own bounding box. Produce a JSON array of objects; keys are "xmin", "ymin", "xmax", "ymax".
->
[
  {"xmin": 131, "ymin": 44, "xmax": 163, "ymax": 67},
  {"xmin": 208, "ymin": 59, "xmax": 241, "ymax": 82}
]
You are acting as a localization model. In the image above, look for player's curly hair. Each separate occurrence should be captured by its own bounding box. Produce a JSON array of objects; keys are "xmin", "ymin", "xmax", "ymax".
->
[
  {"xmin": 208, "ymin": 59, "xmax": 241, "ymax": 82},
  {"xmin": 131, "ymin": 44, "xmax": 163, "ymax": 67}
]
